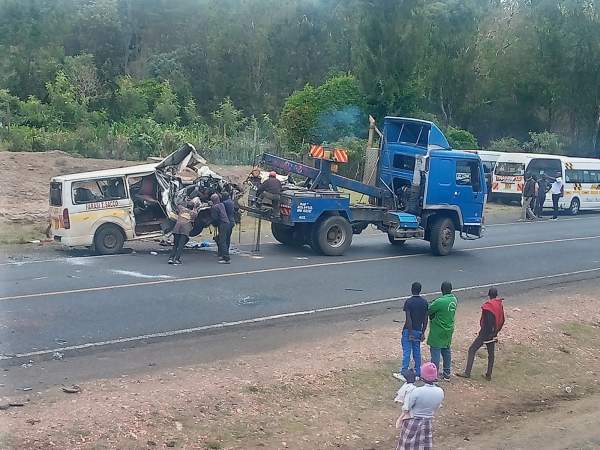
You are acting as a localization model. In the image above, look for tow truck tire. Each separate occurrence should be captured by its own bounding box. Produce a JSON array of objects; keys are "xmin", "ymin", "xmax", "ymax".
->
[
  {"xmin": 314, "ymin": 216, "xmax": 352, "ymax": 256},
  {"xmin": 388, "ymin": 235, "xmax": 406, "ymax": 246},
  {"xmin": 429, "ymin": 217, "xmax": 455, "ymax": 256},
  {"xmin": 93, "ymin": 223, "xmax": 124, "ymax": 255},
  {"xmin": 271, "ymin": 223, "xmax": 300, "ymax": 246}
]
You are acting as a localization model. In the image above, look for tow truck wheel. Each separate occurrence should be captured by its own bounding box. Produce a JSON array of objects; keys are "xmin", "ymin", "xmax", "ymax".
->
[
  {"xmin": 314, "ymin": 216, "xmax": 352, "ymax": 256},
  {"xmin": 271, "ymin": 223, "xmax": 301, "ymax": 246},
  {"xmin": 429, "ymin": 217, "xmax": 455, "ymax": 256},
  {"xmin": 93, "ymin": 224, "xmax": 124, "ymax": 255},
  {"xmin": 388, "ymin": 235, "xmax": 406, "ymax": 246}
]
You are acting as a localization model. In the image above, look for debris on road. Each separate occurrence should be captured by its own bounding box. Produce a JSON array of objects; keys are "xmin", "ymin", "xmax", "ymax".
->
[
  {"xmin": 52, "ymin": 352, "xmax": 64, "ymax": 360},
  {"xmin": 150, "ymin": 251, "xmax": 158, "ymax": 256},
  {"xmin": 61, "ymin": 385, "xmax": 82, "ymax": 394}
]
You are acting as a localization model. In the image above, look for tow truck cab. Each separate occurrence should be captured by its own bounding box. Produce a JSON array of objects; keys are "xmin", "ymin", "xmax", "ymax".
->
[{"xmin": 376, "ymin": 117, "xmax": 486, "ymax": 253}]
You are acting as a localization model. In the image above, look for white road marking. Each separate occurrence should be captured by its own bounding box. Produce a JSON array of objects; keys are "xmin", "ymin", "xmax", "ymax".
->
[
  {"xmin": 2, "ymin": 266, "xmax": 599, "ymax": 361},
  {"xmin": 1, "ymin": 234, "xmax": 600, "ymax": 302},
  {"xmin": 111, "ymin": 270, "xmax": 173, "ymax": 280}
]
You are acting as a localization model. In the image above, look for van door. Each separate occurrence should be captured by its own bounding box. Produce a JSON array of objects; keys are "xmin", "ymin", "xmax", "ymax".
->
[{"xmin": 453, "ymin": 159, "xmax": 485, "ymax": 224}]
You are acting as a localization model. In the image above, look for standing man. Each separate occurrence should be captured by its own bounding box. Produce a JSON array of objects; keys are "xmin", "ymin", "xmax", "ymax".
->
[
  {"xmin": 221, "ymin": 191, "xmax": 236, "ymax": 258},
  {"xmin": 535, "ymin": 175, "xmax": 549, "ymax": 218},
  {"xmin": 210, "ymin": 193, "xmax": 231, "ymax": 264},
  {"xmin": 168, "ymin": 199, "xmax": 200, "ymax": 265},
  {"xmin": 456, "ymin": 287, "xmax": 505, "ymax": 381},
  {"xmin": 521, "ymin": 173, "xmax": 538, "ymax": 221},
  {"xmin": 257, "ymin": 171, "xmax": 282, "ymax": 219},
  {"xmin": 427, "ymin": 281, "xmax": 457, "ymax": 381},
  {"xmin": 393, "ymin": 282, "xmax": 429, "ymax": 381},
  {"xmin": 550, "ymin": 172, "xmax": 564, "ymax": 220}
]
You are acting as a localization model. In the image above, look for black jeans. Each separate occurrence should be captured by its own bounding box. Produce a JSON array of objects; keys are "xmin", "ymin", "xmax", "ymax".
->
[
  {"xmin": 170, "ymin": 234, "xmax": 189, "ymax": 261},
  {"xmin": 552, "ymin": 194, "xmax": 560, "ymax": 218},
  {"xmin": 464, "ymin": 334, "xmax": 495, "ymax": 377},
  {"xmin": 217, "ymin": 223, "xmax": 232, "ymax": 261},
  {"xmin": 535, "ymin": 194, "xmax": 546, "ymax": 217}
]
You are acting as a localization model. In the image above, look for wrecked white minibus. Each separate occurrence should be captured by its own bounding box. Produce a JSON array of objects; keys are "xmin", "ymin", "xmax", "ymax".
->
[{"xmin": 49, "ymin": 144, "xmax": 241, "ymax": 254}]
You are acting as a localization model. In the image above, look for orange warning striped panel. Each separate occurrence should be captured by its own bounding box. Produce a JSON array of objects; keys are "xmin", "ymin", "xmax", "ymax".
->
[
  {"xmin": 333, "ymin": 148, "xmax": 348, "ymax": 163},
  {"xmin": 309, "ymin": 144, "xmax": 325, "ymax": 158}
]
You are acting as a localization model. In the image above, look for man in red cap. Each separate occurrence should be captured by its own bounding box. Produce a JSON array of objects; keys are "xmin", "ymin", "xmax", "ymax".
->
[
  {"xmin": 456, "ymin": 287, "xmax": 505, "ymax": 381},
  {"xmin": 257, "ymin": 171, "xmax": 282, "ymax": 219}
]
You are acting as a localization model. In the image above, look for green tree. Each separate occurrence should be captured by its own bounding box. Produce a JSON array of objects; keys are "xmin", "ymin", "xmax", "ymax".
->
[
  {"xmin": 46, "ymin": 71, "xmax": 88, "ymax": 127},
  {"xmin": 280, "ymin": 74, "xmax": 366, "ymax": 149},
  {"xmin": 487, "ymin": 137, "xmax": 522, "ymax": 153},
  {"xmin": 446, "ymin": 127, "xmax": 478, "ymax": 150},
  {"xmin": 153, "ymin": 81, "xmax": 179, "ymax": 125},
  {"xmin": 523, "ymin": 131, "xmax": 565, "ymax": 155},
  {"xmin": 211, "ymin": 97, "xmax": 247, "ymax": 143}
]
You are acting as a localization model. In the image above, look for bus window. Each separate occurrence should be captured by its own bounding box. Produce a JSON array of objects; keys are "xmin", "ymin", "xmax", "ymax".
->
[
  {"xmin": 495, "ymin": 162, "xmax": 524, "ymax": 176},
  {"xmin": 526, "ymin": 158, "xmax": 562, "ymax": 178}
]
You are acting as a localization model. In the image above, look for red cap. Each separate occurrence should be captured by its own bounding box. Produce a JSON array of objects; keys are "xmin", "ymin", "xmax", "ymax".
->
[{"xmin": 269, "ymin": 171, "xmax": 276, "ymax": 177}]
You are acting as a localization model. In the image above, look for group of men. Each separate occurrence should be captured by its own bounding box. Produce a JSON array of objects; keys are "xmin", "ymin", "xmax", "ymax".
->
[
  {"xmin": 167, "ymin": 169, "xmax": 284, "ymax": 265},
  {"xmin": 168, "ymin": 191, "xmax": 236, "ymax": 265},
  {"xmin": 392, "ymin": 282, "xmax": 505, "ymax": 449},
  {"xmin": 394, "ymin": 281, "xmax": 505, "ymax": 382},
  {"xmin": 521, "ymin": 172, "xmax": 564, "ymax": 221}
]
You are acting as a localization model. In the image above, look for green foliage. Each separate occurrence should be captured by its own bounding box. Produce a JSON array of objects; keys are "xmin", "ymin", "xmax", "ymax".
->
[
  {"xmin": 153, "ymin": 81, "xmax": 179, "ymax": 125},
  {"xmin": 211, "ymin": 97, "xmax": 247, "ymax": 143},
  {"xmin": 280, "ymin": 74, "xmax": 365, "ymax": 150},
  {"xmin": 523, "ymin": 131, "xmax": 565, "ymax": 155},
  {"xmin": 487, "ymin": 137, "xmax": 522, "ymax": 153},
  {"xmin": 446, "ymin": 127, "xmax": 478, "ymax": 150},
  {"xmin": 1, "ymin": 0, "xmax": 599, "ymax": 160}
]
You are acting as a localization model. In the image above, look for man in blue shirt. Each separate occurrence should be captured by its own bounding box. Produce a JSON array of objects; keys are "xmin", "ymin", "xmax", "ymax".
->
[{"xmin": 394, "ymin": 282, "xmax": 429, "ymax": 381}]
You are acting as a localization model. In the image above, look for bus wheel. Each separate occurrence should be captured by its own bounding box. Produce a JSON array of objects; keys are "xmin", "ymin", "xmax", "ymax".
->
[
  {"xmin": 314, "ymin": 216, "xmax": 352, "ymax": 256},
  {"xmin": 569, "ymin": 198, "xmax": 580, "ymax": 216},
  {"xmin": 429, "ymin": 217, "xmax": 455, "ymax": 256},
  {"xmin": 94, "ymin": 224, "xmax": 124, "ymax": 255}
]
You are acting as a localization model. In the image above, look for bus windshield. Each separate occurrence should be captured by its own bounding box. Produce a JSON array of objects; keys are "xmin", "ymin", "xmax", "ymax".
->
[{"xmin": 495, "ymin": 162, "xmax": 524, "ymax": 176}]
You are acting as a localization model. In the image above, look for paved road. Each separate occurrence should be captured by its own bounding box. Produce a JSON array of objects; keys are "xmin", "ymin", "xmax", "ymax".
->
[{"xmin": 1, "ymin": 215, "xmax": 600, "ymax": 363}]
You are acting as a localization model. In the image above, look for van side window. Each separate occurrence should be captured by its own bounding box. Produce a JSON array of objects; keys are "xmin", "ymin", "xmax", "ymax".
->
[
  {"xmin": 72, "ymin": 177, "xmax": 127, "ymax": 204},
  {"xmin": 456, "ymin": 160, "xmax": 482, "ymax": 192}
]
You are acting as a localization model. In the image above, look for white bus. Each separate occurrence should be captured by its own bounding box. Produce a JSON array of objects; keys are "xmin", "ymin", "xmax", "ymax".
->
[
  {"xmin": 526, "ymin": 155, "xmax": 600, "ymax": 215},
  {"xmin": 490, "ymin": 152, "xmax": 533, "ymax": 202},
  {"xmin": 463, "ymin": 150, "xmax": 504, "ymax": 195}
]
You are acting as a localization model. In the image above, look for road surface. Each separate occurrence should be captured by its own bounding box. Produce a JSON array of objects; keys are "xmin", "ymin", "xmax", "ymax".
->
[{"xmin": 1, "ymin": 213, "xmax": 599, "ymax": 366}]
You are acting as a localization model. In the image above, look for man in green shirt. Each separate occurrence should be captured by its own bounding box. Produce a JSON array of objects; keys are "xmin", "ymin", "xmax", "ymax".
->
[{"xmin": 427, "ymin": 281, "xmax": 458, "ymax": 380}]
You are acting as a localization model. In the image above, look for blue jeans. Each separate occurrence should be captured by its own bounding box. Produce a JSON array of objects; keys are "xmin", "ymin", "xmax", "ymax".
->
[
  {"xmin": 401, "ymin": 329, "xmax": 422, "ymax": 376},
  {"xmin": 430, "ymin": 346, "xmax": 452, "ymax": 378}
]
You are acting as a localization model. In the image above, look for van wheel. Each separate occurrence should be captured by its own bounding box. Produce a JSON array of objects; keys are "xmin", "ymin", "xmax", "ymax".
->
[
  {"xmin": 94, "ymin": 224, "xmax": 124, "ymax": 255},
  {"xmin": 569, "ymin": 198, "xmax": 580, "ymax": 216},
  {"xmin": 314, "ymin": 216, "xmax": 352, "ymax": 256},
  {"xmin": 429, "ymin": 217, "xmax": 455, "ymax": 256}
]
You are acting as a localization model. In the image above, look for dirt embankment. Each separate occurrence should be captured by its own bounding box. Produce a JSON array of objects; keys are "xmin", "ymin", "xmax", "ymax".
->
[{"xmin": 2, "ymin": 285, "xmax": 599, "ymax": 450}]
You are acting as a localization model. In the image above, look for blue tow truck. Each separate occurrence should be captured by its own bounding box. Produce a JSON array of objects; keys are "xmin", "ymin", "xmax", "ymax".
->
[{"xmin": 247, "ymin": 117, "xmax": 486, "ymax": 256}]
